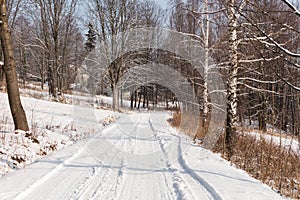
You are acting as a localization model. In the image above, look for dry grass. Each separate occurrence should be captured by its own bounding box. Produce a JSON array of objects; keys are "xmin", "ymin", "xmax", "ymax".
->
[
  {"xmin": 168, "ymin": 111, "xmax": 207, "ymax": 139},
  {"xmin": 237, "ymin": 126, "xmax": 299, "ymax": 143},
  {"xmin": 19, "ymin": 82, "xmax": 44, "ymax": 92},
  {"xmin": 169, "ymin": 112, "xmax": 300, "ymax": 199},
  {"xmin": 168, "ymin": 111, "xmax": 181, "ymax": 128},
  {"xmin": 214, "ymin": 132, "xmax": 300, "ymax": 199}
]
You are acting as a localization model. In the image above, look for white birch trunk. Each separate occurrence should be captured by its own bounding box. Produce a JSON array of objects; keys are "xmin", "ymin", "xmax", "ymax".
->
[
  {"xmin": 203, "ymin": 0, "xmax": 210, "ymax": 124},
  {"xmin": 225, "ymin": 0, "xmax": 239, "ymax": 157}
]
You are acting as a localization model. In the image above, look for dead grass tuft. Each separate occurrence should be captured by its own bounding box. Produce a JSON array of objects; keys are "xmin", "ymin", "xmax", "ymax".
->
[{"xmin": 168, "ymin": 111, "xmax": 207, "ymax": 139}]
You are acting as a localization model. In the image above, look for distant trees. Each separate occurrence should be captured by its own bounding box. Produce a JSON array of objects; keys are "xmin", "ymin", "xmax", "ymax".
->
[
  {"xmin": 86, "ymin": 0, "xmax": 163, "ymax": 110},
  {"xmin": 240, "ymin": 0, "xmax": 299, "ymax": 134},
  {"xmin": 0, "ymin": 0, "xmax": 85, "ymax": 130},
  {"xmin": 223, "ymin": 0, "xmax": 299, "ymax": 154},
  {"xmin": 169, "ymin": 0, "xmax": 225, "ymax": 147},
  {"xmin": 0, "ymin": 0, "xmax": 298, "ymax": 143},
  {"xmin": 6, "ymin": 0, "xmax": 85, "ymax": 97},
  {"xmin": 30, "ymin": 0, "xmax": 80, "ymax": 97}
]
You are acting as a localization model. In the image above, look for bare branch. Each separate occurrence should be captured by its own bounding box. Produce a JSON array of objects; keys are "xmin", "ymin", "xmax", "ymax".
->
[
  {"xmin": 237, "ymin": 8, "xmax": 300, "ymax": 58},
  {"xmin": 280, "ymin": 0, "xmax": 300, "ymax": 17}
]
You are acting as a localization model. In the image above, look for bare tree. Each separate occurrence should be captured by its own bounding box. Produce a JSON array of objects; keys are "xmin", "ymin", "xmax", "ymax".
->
[
  {"xmin": 0, "ymin": 0, "xmax": 29, "ymax": 131},
  {"xmin": 30, "ymin": 0, "xmax": 78, "ymax": 98},
  {"xmin": 0, "ymin": 0, "xmax": 22, "ymax": 89},
  {"xmin": 86, "ymin": 0, "xmax": 163, "ymax": 110}
]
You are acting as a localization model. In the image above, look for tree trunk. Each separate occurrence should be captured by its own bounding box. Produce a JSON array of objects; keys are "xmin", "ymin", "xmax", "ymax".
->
[
  {"xmin": 134, "ymin": 89, "xmax": 137, "ymax": 108},
  {"xmin": 152, "ymin": 86, "xmax": 155, "ymax": 108},
  {"xmin": 165, "ymin": 91, "xmax": 168, "ymax": 109},
  {"xmin": 40, "ymin": 59, "xmax": 44, "ymax": 90},
  {"xmin": 225, "ymin": 0, "xmax": 239, "ymax": 158},
  {"xmin": 112, "ymin": 84, "xmax": 119, "ymax": 111},
  {"xmin": 146, "ymin": 88, "xmax": 149, "ymax": 108},
  {"xmin": 203, "ymin": 0, "xmax": 210, "ymax": 127},
  {"xmin": 0, "ymin": 46, "xmax": 4, "ymax": 90},
  {"xmin": 0, "ymin": 0, "xmax": 29, "ymax": 131},
  {"xmin": 120, "ymin": 89, "xmax": 123, "ymax": 108},
  {"xmin": 0, "ymin": 64, "xmax": 4, "ymax": 90},
  {"xmin": 258, "ymin": 94, "xmax": 267, "ymax": 132},
  {"xmin": 47, "ymin": 63, "xmax": 56, "ymax": 97},
  {"xmin": 142, "ymin": 86, "xmax": 146, "ymax": 108},
  {"xmin": 130, "ymin": 90, "xmax": 134, "ymax": 108},
  {"xmin": 138, "ymin": 89, "xmax": 142, "ymax": 109}
]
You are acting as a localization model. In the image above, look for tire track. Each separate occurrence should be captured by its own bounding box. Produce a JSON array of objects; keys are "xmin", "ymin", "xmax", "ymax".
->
[
  {"xmin": 76, "ymin": 126, "xmax": 127, "ymax": 200},
  {"xmin": 77, "ymin": 114, "xmax": 145, "ymax": 199},
  {"xmin": 13, "ymin": 145, "xmax": 87, "ymax": 200},
  {"xmin": 114, "ymin": 113, "xmax": 175, "ymax": 200},
  {"xmin": 149, "ymin": 118, "xmax": 222, "ymax": 200},
  {"xmin": 172, "ymin": 133, "xmax": 222, "ymax": 200},
  {"xmin": 149, "ymin": 119, "xmax": 194, "ymax": 200}
]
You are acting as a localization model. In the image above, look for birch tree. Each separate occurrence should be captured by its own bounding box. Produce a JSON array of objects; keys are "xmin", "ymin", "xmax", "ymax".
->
[
  {"xmin": 224, "ymin": 0, "xmax": 299, "ymax": 141},
  {"xmin": 224, "ymin": 0, "xmax": 237, "ymax": 157}
]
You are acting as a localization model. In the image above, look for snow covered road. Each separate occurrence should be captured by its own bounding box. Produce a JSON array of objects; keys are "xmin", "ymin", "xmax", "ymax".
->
[{"xmin": 0, "ymin": 112, "xmax": 284, "ymax": 200}]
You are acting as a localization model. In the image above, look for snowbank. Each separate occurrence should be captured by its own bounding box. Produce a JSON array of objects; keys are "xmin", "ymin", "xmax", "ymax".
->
[{"xmin": 0, "ymin": 93, "xmax": 120, "ymax": 176}]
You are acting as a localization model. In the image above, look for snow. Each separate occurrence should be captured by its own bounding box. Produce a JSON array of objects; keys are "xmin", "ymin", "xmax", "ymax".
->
[
  {"xmin": 238, "ymin": 120, "xmax": 299, "ymax": 155},
  {"xmin": 18, "ymin": 88, "xmax": 131, "ymax": 109},
  {"xmin": 0, "ymin": 108, "xmax": 285, "ymax": 199},
  {"xmin": 245, "ymin": 131, "xmax": 299, "ymax": 155},
  {"xmin": 0, "ymin": 92, "xmax": 119, "ymax": 176}
]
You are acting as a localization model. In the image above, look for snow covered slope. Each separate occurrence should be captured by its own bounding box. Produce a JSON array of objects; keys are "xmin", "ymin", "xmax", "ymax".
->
[
  {"xmin": 0, "ymin": 111, "xmax": 285, "ymax": 200},
  {"xmin": 0, "ymin": 93, "xmax": 118, "ymax": 176}
]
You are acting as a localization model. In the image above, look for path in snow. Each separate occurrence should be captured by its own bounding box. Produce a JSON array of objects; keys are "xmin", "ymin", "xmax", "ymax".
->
[{"xmin": 0, "ymin": 112, "xmax": 284, "ymax": 200}]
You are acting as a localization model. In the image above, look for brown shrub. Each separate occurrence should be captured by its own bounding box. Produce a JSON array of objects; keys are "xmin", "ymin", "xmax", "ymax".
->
[
  {"xmin": 168, "ymin": 111, "xmax": 207, "ymax": 139},
  {"xmin": 214, "ymin": 132, "xmax": 300, "ymax": 199}
]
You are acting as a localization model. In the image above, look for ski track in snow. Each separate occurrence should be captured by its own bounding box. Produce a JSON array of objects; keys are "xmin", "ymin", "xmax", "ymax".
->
[
  {"xmin": 149, "ymin": 120, "xmax": 201, "ymax": 200},
  {"xmin": 149, "ymin": 118, "xmax": 220, "ymax": 200},
  {"xmin": 13, "ymin": 146, "xmax": 86, "ymax": 200},
  {"xmin": 0, "ymin": 112, "xmax": 285, "ymax": 200}
]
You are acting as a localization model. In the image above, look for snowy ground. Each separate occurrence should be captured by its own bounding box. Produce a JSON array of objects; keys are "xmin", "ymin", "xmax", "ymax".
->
[
  {"xmin": 244, "ymin": 131, "xmax": 299, "ymax": 155},
  {"xmin": 0, "ymin": 110, "xmax": 285, "ymax": 200},
  {"xmin": 0, "ymin": 93, "xmax": 119, "ymax": 176},
  {"xmin": 19, "ymin": 86, "xmax": 131, "ymax": 109}
]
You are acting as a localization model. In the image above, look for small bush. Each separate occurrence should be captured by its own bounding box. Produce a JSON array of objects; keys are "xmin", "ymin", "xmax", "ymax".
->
[{"xmin": 168, "ymin": 111, "xmax": 207, "ymax": 140}]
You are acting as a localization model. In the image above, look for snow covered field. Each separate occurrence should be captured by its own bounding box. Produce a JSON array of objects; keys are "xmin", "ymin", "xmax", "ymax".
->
[
  {"xmin": 0, "ymin": 93, "xmax": 119, "ymax": 176},
  {"xmin": 0, "ymin": 100, "xmax": 285, "ymax": 200},
  {"xmin": 19, "ymin": 87, "xmax": 131, "ymax": 109}
]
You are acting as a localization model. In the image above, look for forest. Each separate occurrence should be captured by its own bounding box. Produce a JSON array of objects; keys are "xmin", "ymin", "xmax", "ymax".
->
[
  {"xmin": 0, "ymin": 0, "xmax": 299, "ymax": 198},
  {"xmin": 2, "ymin": 0, "xmax": 298, "ymax": 144}
]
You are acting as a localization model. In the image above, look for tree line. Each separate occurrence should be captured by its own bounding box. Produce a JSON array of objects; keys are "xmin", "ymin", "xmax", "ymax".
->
[
  {"xmin": 0, "ymin": 0, "xmax": 299, "ymax": 156},
  {"xmin": 169, "ymin": 0, "xmax": 299, "ymax": 156}
]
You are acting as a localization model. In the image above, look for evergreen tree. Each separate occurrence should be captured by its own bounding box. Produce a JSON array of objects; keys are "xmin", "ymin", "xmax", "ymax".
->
[{"xmin": 85, "ymin": 23, "xmax": 97, "ymax": 52}]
